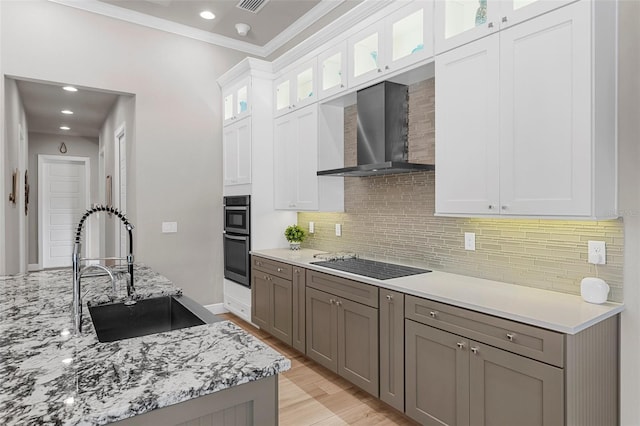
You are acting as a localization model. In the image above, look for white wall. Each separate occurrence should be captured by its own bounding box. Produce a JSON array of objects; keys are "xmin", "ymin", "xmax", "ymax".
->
[
  {"xmin": 3, "ymin": 78, "xmax": 28, "ymax": 275},
  {"xmin": 27, "ymin": 132, "xmax": 99, "ymax": 266},
  {"xmin": 0, "ymin": 0, "xmax": 246, "ymax": 303},
  {"xmin": 618, "ymin": 1, "xmax": 640, "ymax": 424}
]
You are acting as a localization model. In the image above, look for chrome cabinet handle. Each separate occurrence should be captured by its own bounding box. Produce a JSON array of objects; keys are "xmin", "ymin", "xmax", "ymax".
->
[
  {"xmin": 277, "ymin": 267, "xmax": 283, "ymax": 272},
  {"xmin": 502, "ymin": 16, "xmax": 508, "ymax": 23},
  {"xmin": 501, "ymin": 205, "xmax": 508, "ymax": 210},
  {"xmin": 386, "ymin": 294, "xmax": 393, "ymax": 301},
  {"xmin": 385, "ymin": 65, "xmax": 389, "ymax": 70},
  {"xmin": 488, "ymin": 205, "xmax": 494, "ymax": 210},
  {"xmin": 456, "ymin": 342, "xmax": 465, "ymax": 349},
  {"xmin": 329, "ymin": 299, "xmax": 335, "ymax": 305},
  {"xmin": 429, "ymin": 311, "xmax": 438, "ymax": 318},
  {"xmin": 377, "ymin": 68, "xmax": 382, "ymax": 73},
  {"xmin": 294, "ymin": 269, "xmax": 300, "ymax": 274},
  {"xmin": 256, "ymin": 261, "xmax": 262, "ymax": 266},
  {"xmin": 336, "ymin": 300, "xmax": 342, "ymax": 307},
  {"xmin": 506, "ymin": 333, "xmax": 515, "ymax": 342},
  {"xmin": 471, "ymin": 347, "xmax": 479, "ymax": 355},
  {"xmin": 488, "ymin": 22, "xmax": 494, "ymax": 29}
]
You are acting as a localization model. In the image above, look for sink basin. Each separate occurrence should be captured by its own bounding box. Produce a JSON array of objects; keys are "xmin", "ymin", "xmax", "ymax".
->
[{"xmin": 88, "ymin": 295, "xmax": 218, "ymax": 342}]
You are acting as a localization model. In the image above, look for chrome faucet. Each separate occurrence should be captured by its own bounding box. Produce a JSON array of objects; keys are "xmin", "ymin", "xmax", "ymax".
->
[
  {"xmin": 80, "ymin": 264, "xmax": 117, "ymax": 293},
  {"xmin": 72, "ymin": 205, "xmax": 134, "ymax": 334}
]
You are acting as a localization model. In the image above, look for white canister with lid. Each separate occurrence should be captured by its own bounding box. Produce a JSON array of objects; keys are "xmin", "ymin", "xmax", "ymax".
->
[{"xmin": 580, "ymin": 277, "xmax": 610, "ymax": 304}]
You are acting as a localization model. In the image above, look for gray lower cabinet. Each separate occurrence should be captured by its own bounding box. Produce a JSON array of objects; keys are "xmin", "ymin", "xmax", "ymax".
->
[
  {"xmin": 306, "ymin": 277, "xmax": 379, "ymax": 397},
  {"xmin": 292, "ymin": 267, "xmax": 306, "ymax": 353},
  {"xmin": 379, "ymin": 290, "xmax": 405, "ymax": 413},
  {"xmin": 405, "ymin": 319, "xmax": 563, "ymax": 426},
  {"xmin": 251, "ymin": 257, "xmax": 293, "ymax": 346}
]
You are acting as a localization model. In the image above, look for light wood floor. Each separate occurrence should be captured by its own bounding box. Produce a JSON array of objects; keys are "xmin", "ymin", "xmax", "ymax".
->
[{"xmin": 220, "ymin": 313, "xmax": 419, "ymax": 426}]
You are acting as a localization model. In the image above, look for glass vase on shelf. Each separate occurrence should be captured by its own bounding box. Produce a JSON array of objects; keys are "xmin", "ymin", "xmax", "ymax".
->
[{"xmin": 475, "ymin": 0, "xmax": 487, "ymax": 26}]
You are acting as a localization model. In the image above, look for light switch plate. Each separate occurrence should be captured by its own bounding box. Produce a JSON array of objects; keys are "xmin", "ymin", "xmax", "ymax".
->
[
  {"xmin": 464, "ymin": 232, "xmax": 476, "ymax": 251},
  {"xmin": 162, "ymin": 222, "xmax": 178, "ymax": 233},
  {"xmin": 335, "ymin": 224, "xmax": 342, "ymax": 237},
  {"xmin": 309, "ymin": 221, "xmax": 315, "ymax": 234},
  {"xmin": 588, "ymin": 240, "xmax": 606, "ymax": 264}
]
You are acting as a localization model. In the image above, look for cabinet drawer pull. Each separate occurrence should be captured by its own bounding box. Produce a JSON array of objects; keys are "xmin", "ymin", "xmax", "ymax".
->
[
  {"xmin": 386, "ymin": 294, "xmax": 393, "ymax": 301},
  {"xmin": 488, "ymin": 22, "xmax": 494, "ymax": 29},
  {"xmin": 256, "ymin": 261, "xmax": 262, "ymax": 266},
  {"xmin": 506, "ymin": 333, "xmax": 515, "ymax": 342},
  {"xmin": 277, "ymin": 267, "xmax": 283, "ymax": 272},
  {"xmin": 329, "ymin": 299, "xmax": 335, "ymax": 305},
  {"xmin": 429, "ymin": 311, "xmax": 438, "ymax": 318},
  {"xmin": 488, "ymin": 205, "xmax": 494, "ymax": 210},
  {"xmin": 377, "ymin": 68, "xmax": 382, "ymax": 73},
  {"xmin": 456, "ymin": 342, "xmax": 465, "ymax": 349},
  {"xmin": 336, "ymin": 300, "xmax": 342, "ymax": 307},
  {"xmin": 471, "ymin": 347, "xmax": 479, "ymax": 355},
  {"xmin": 501, "ymin": 205, "xmax": 508, "ymax": 210},
  {"xmin": 294, "ymin": 269, "xmax": 299, "ymax": 274},
  {"xmin": 502, "ymin": 16, "xmax": 508, "ymax": 23}
]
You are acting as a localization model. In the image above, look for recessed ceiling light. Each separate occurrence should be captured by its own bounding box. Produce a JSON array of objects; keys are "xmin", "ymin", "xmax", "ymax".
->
[
  {"xmin": 200, "ymin": 10, "xmax": 215, "ymax": 20},
  {"xmin": 61, "ymin": 110, "xmax": 74, "ymax": 115},
  {"xmin": 60, "ymin": 126, "xmax": 70, "ymax": 130},
  {"xmin": 62, "ymin": 86, "xmax": 78, "ymax": 92}
]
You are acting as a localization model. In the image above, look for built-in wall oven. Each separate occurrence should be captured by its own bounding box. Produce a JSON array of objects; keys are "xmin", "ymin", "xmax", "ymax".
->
[{"xmin": 223, "ymin": 195, "xmax": 250, "ymax": 287}]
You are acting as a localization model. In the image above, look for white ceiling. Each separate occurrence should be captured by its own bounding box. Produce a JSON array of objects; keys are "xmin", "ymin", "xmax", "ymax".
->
[{"xmin": 16, "ymin": 79, "xmax": 122, "ymax": 139}]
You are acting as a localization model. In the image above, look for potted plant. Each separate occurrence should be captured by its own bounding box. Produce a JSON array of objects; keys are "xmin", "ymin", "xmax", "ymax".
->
[{"xmin": 284, "ymin": 224, "xmax": 306, "ymax": 250}]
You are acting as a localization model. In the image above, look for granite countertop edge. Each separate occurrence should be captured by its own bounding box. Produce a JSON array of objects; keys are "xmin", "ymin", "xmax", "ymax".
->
[
  {"xmin": 0, "ymin": 264, "xmax": 290, "ymax": 426},
  {"xmin": 251, "ymin": 248, "xmax": 624, "ymax": 335}
]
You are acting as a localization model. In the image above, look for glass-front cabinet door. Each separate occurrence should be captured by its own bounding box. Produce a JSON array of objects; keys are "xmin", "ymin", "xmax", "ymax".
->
[
  {"xmin": 349, "ymin": 1, "xmax": 433, "ymax": 89},
  {"xmin": 435, "ymin": 0, "xmax": 577, "ymax": 54},
  {"xmin": 222, "ymin": 77, "xmax": 251, "ymax": 126},
  {"xmin": 435, "ymin": 0, "xmax": 500, "ymax": 54},
  {"xmin": 318, "ymin": 41, "xmax": 347, "ymax": 100},
  {"xmin": 273, "ymin": 59, "xmax": 316, "ymax": 116}
]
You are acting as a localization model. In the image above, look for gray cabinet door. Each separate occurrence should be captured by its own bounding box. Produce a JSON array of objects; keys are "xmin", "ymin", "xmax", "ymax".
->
[
  {"xmin": 292, "ymin": 267, "xmax": 306, "ymax": 353},
  {"xmin": 306, "ymin": 287, "xmax": 338, "ymax": 372},
  {"xmin": 380, "ymin": 290, "xmax": 404, "ymax": 412},
  {"xmin": 251, "ymin": 271, "xmax": 270, "ymax": 332},
  {"xmin": 270, "ymin": 275, "xmax": 293, "ymax": 346},
  {"xmin": 405, "ymin": 320, "xmax": 470, "ymax": 426},
  {"xmin": 337, "ymin": 297, "xmax": 379, "ymax": 397},
  {"xmin": 469, "ymin": 341, "xmax": 564, "ymax": 426}
]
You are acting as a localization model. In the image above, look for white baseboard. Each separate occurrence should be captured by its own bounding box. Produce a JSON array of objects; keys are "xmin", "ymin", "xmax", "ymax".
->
[
  {"xmin": 28, "ymin": 264, "xmax": 41, "ymax": 272},
  {"xmin": 204, "ymin": 303, "xmax": 228, "ymax": 315}
]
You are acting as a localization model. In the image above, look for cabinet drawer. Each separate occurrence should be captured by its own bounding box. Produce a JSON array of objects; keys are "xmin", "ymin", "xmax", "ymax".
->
[
  {"xmin": 405, "ymin": 296, "xmax": 564, "ymax": 367},
  {"xmin": 252, "ymin": 256, "xmax": 292, "ymax": 280},
  {"xmin": 306, "ymin": 270, "xmax": 379, "ymax": 308}
]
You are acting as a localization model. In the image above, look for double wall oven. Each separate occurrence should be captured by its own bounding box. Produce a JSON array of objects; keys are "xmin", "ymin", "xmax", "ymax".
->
[{"xmin": 223, "ymin": 195, "xmax": 251, "ymax": 287}]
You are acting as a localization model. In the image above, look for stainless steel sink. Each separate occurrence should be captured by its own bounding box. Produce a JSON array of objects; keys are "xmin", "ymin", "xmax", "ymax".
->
[{"xmin": 88, "ymin": 295, "xmax": 221, "ymax": 342}]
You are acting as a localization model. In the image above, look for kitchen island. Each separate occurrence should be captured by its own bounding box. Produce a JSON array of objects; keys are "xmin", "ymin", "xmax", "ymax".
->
[{"xmin": 0, "ymin": 265, "xmax": 289, "ymax": 425}]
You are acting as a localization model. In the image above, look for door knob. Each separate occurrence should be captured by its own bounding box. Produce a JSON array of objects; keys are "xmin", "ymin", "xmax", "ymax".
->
[{"xmin": 429, "ymin": 311, "xmax": 438, "ymax": 318}]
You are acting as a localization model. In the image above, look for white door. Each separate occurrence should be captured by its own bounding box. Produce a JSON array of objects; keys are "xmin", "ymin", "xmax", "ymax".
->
[
  {"xmin": 114, "ymin": 125, "xmax": 127, "ymax": 257},
  {"xmin": 39, "ymin": 156, "xmax": 90, "ymax": 268}
]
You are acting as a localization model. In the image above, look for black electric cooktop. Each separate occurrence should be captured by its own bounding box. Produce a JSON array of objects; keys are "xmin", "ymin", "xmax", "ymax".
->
[{"xmin": 311, "ymin": 258, "xmax": 430, "ymax": 280}]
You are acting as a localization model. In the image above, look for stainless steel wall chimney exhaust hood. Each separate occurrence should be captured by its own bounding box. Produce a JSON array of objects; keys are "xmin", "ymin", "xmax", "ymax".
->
[{"xmin": 317, "ymin": 81, "xmax": 434, "ymax": 177}]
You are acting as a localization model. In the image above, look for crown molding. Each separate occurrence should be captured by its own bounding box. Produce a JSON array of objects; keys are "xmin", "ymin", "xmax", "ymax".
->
[
  {"xmin": 260, "ymin": 0, "xmax": 345, "ymax": 57},
  {"xmin": 47, "ymin": 0, "xmax": 349, "ymax": 58},
  {"xmin": 217, "ymin": 57, "xmax": 274, "ymax": 87},
  {"xmin": 271, "ymin": 1, "xmax": 397, "ymax": 73}
]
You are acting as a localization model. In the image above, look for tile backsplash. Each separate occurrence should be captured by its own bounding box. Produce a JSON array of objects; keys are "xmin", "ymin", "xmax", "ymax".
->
[{"xmin": 299, "ymin": 79, "xmax": 624, "ymax": 302}]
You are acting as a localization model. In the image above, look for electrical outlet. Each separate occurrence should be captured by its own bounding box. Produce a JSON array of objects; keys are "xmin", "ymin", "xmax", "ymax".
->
[
  {"xmin": 162, "ymin": 222, "xmax": 178, "ymax": 233},
  {"xmin": 335, "ymin": 224, "xmax": 342, "ymax": 237},
  {"xmin": 309, "ymin": 221, "xmax": 315, "ymax": 234},
  {"xmin": 588, "ymin": 240, "xmax": 606, "ymax": 265},
  {"xmin": 464, "ymin": 232, "xmax": 476, "ymax": 251}
]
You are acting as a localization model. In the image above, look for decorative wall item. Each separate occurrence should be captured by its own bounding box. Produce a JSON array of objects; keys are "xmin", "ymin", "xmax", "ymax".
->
[
  {"xmin": 59, "ymin": 142, "xmax": 67, "ymax": 154},
  {"xmin": 9, "ymin": 169, "xmax": 17, "ymax": 205},
  {"xmin": 24, "ymin": 170, "xmax": 30, "ymax": 216}
]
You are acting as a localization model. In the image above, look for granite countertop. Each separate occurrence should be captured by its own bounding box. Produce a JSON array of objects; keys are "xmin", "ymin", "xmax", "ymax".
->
[
  {"xmin": 251, "ymin": 248, "xmax": 624, "ymax": 334},
  {"xmin": 0, "ymin": 265, "xmax": 290, "ymax": 425}
]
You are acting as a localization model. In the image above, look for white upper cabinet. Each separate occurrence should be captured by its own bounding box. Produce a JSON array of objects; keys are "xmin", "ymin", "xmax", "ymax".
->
[
  {"xmin": 222, "ymin": 76, "xmax": 251, "ymax": 126},
  {"xmin": 317, "ymin": 41, "xmax": 348, "ymax": 101},
  {"xmin": 435, "ymin": 0, "xmax": 617, "ymax": 218},
  {"xmin": 223, "ymin": 117, "xmax": 251, "ymax": 186},
  {"xmin": 274, "ymin": 58, "xmax": 317, "ymax": 117},
  {"xmin": 348, "ymin": 1, "xmax": 434, "ymax": 88},
  {"xmin": 435, "ymin": 0, "xmax": 578, "ymax": 54},
  {"xmin": 274, "ymin": 105, "xmax": 319, "ymax": 210}
]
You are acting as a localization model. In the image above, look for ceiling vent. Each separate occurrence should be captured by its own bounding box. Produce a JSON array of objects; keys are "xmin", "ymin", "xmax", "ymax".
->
[{"xmin": 236, "ymin": 0, "xmax": 269, "ymax": 14}]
